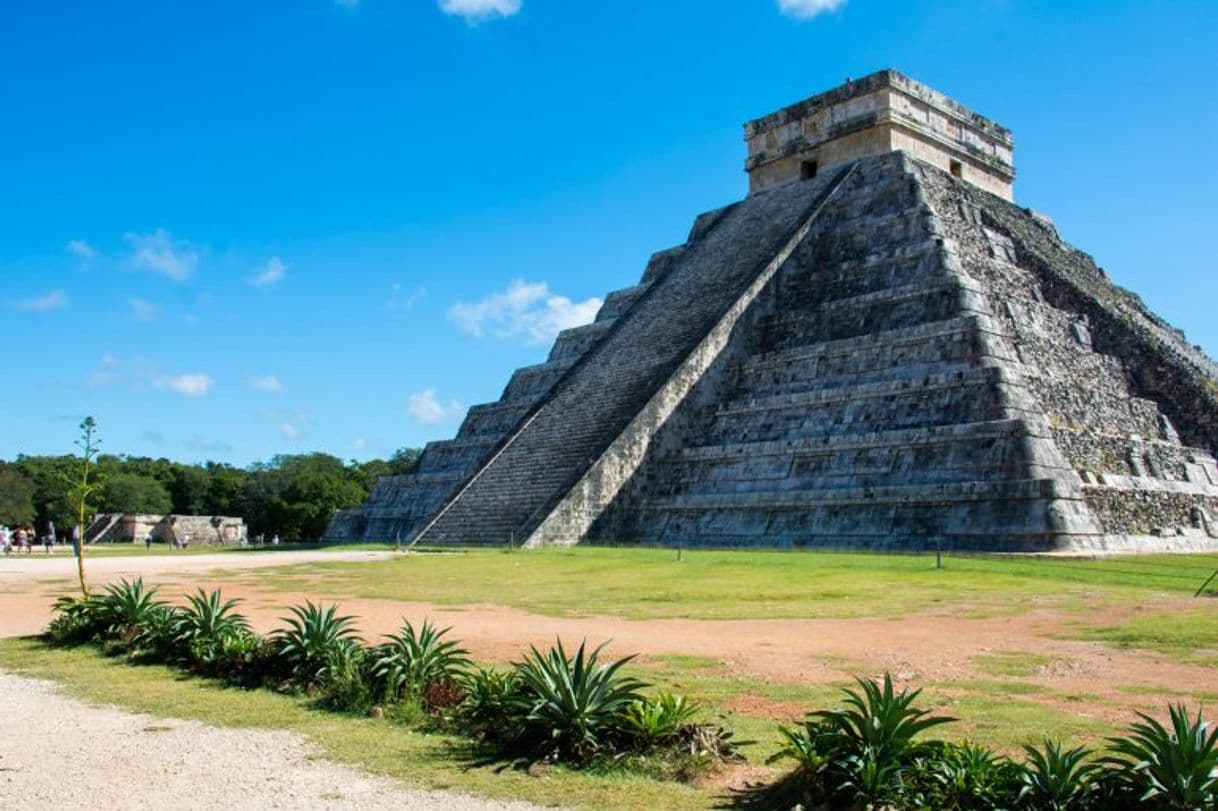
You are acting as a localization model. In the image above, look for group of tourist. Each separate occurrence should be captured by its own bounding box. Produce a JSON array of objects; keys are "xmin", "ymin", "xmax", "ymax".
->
[{"xmin": 1, "ymin": 521, "xmax": 57, "ymax": 555}]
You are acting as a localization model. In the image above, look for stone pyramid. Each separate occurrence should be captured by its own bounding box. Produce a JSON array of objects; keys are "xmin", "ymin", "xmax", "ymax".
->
[{"xmin": 328, "ymin": 70, "xmax": 1218, "ymax": 552}]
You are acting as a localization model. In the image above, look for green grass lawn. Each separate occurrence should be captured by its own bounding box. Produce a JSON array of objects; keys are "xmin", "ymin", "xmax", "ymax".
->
[{"xmin": 219, "ymin": 546, "xmax": 1218, "ymax": 620}]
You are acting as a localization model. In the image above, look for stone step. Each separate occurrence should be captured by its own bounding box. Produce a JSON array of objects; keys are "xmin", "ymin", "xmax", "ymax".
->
[{"xmin": 759, "ymin": 280, "xmax": 982, "ymax": 348}]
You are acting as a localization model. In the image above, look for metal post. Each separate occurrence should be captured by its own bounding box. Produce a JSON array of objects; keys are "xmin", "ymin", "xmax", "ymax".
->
[
  {"xmin": 677, "ymin": 545, "xmax": 683, "ymax": 563},
  {"xmin": 936, "ymin": 538, "xmax": 942, "ymax": 570}
]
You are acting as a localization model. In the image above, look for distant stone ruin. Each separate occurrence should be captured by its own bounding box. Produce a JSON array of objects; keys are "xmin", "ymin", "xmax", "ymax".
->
[
  {"xmin": 328, "ymin": 69, "xmax": 1218, "ymax": 552},
  {"xmin": 86, "ymin": 514, "xmax": 247, "ymax": 546}
]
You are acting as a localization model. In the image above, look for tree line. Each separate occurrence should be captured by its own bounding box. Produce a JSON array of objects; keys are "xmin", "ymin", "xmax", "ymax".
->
[{"xmin": 0, "ymin": 448, "xmax": 421, "ymax": 541}]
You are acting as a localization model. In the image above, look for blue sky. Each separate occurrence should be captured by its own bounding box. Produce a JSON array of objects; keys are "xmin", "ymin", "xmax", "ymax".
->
[{"xmin": 2, "ymin": 0, "xmax": 1216, "ymax": 466}]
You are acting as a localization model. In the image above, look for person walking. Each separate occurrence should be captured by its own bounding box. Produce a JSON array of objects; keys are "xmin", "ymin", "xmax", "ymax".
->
[
  {"xmin": 44, "ymin": 520, "xmax": 56, "ymax": 554},
  {"xmin": 14, "ymin": 526, "xmax": 28, "ymax": 555},
  {"xmin": 144, "ymin": 529, "xmax": 154, "ymax": 551},
  {"xmin": 271, "ymin": 533, "xmax": 280, "ymax": 546},
  {"xmin": 71, "ymin": 524, "xmax": 81, "ymax": 558},
  {"xmin": 1, "ymin": 525, "xmax": 10, "ymax": 556}
]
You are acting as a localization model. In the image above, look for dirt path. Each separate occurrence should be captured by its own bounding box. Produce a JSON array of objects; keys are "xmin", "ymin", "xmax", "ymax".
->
[{"xmin": 0, "ymin": 671, "xmax": 544, "ymax": 810}]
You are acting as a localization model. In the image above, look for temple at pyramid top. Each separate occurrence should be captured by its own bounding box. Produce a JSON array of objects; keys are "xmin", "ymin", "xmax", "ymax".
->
[{"xmin": 744, "ymin": 69, "xmax": 1015, "ymax": 200}]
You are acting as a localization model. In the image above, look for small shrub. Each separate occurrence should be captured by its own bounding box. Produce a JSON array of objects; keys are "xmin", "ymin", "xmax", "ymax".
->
[
  {"xmin": 902, "ymin": 740, "xmax": 1021, "ymax": 810},
  {"xmin": 316, "ymin": 642, "xmax": 373, "ymax": 713},
  {"xmin": 46, "ymin": 594, "xmax": 107, "ymax": 646},
  {"xmin": 368, "ymin": 619, "xmax": 470, "ymax": 710},
  {"xmin": 272, "ymin": 601, "xmax": 361, "ymax": 688},
  {"xmin": 512, "ymin": 638, "xmax": 647, "ymax": 763},
  {"xmin": 128, "ymin": 605, "xmax": 184, "ymax": 664},
  {"xmin": 457, "ymin": 666, "xmax": 527, "ymax": 742},
  {"xmin": 623, "ymin": 692, "xmax": 701, "ymax": 747},
  {"xmin": 1018, "ymin": 739, "xmax": 1100, "ymax": 811},
  {"xmin": 1101, "ymin": 704, "xmax": 1218, "ymax": 809}
]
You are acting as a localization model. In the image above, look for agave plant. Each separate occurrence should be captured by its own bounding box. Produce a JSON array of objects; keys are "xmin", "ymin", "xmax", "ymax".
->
[
  {"xmin": 368, "ymin": 619, "xmax": 470, "ymax": 708},
  {"xmin": 1018, "ymin": 739, "xmax": 1100, "ymax": 811},
  {"xmin": 172, "ymin": 588, "xmax": 251, "ymax": 669},
  {"xmin": 98, "ymin": 578, "xmax": 163, "ymax": 635},
  {"xmin": 622, "ymin": 692, "xmax": 701, "ymax": 747},
  {"xmin": 512, "ymin": 638, "xmax": 647, "ymax": 763},
  {"xmin": 810, "ymin": 673, "xmax": 956, "ymax": 805},
  {"xmin": 1101, "ymin": 704, "xmax": 1218, "ymax": 809},
  {"xmin": 272, "ymin": 601, "xmax": 361, "ymax": 687}
]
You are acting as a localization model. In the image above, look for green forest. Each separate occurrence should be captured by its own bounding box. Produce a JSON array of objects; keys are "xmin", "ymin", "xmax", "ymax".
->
[{"xmin": 0, "ymin": 448, "xmax": 421, "ymax": 541}]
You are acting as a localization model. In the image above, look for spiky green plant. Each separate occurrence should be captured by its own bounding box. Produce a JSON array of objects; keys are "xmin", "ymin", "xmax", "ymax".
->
[
  {"xmin": 622, "ymin": 692, "xmax": 701, "ymax": 747},
  {"xmin": 512, "ymin": 638, "xmax": 647, "ymax": 763},
  {"xmin": 272, "ymin": 601, "xmax": 361, "ymax": 687},
  {"xmin": 1018, "ymin": 739, "xmax": 1100, "ymax": 811},
  {"xmin": 816, "ymin": 673, "xmax": 956, "ymax": 805},
  {"xmin": 368, "ymin": 619, "xmax": 470, "ymax": 708},
  {"xmin": 172, "ymin": 588, "xmax": 251, "ymax": 670},
  {"xmin": 1101, "ymin": 704, "xmax": 1218, "ymax": 809},
  {"xmin": 98, "ymin": 578, "xmax": 162, "ymax": 635}
]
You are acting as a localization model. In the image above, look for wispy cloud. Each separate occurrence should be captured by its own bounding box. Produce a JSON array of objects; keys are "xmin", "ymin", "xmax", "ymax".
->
[
  {"xmin": 449, "ymin": 279, "xmax": 601, "ymax": 344},
  {"xmin": 186, "ymin": 436, "xmax": 234, "ymax": 454},
  {"xmin": 155, "ymin": 372, "xmax": 214, "ymax": 397},
  {"xmin": 777, "ymin": 0, "xmax": 846, "ymax": 19},
  {"xmin": 128, "ymin": 297, "xmax": 160, "ymax": 322},
  {"xmin": 15, "ymin": 289, "xmax": 68, "ymax": 312},
  {"xmin": 388, "ymin": 283, "xmax": 427, "ymax": 311},
  {"xmin": 438, "ymin": 0, "xmax": 521, "ymax": 23},
  {"xmin": 249, "ymin": 375, "xmax": 284, "ymax": 393},
  {"xmin": 125, "ymin": 229, "xmax": 199, "ymax": 281},
  {"xmin": 249, "ymin": 256, "xmax": 287, "ymax": 288},
  {"xmin": 407, "ymin": 389, "xmax": 465, "ymax": 425},
  {"xmin": 66, "ymin": 239, "xmax": 96, "ymax": 261}
]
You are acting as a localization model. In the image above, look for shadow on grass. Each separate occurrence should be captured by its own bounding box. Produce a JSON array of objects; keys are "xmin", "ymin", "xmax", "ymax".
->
[{"xmin": 715, "ymin": 773, "xmax": 806, "ymax": 810}]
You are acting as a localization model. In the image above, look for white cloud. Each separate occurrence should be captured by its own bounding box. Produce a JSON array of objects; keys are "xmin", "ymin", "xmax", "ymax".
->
[
  {"xmin": 128, "ymin": 297, "xmax": 160, "ymax": 322},
  {"xmin": 16, "ymin": 289, "xmax": 68, "ymax": 312},
  {"xmin": 67, "ymin": 239, "xmax": 96, "ymax": 261},
  {"xmin": 353, "ymin": 437, "xmax": 369, "ymax": 451},
  {"xmin": 439, "ymin": 0, "xmax": 521, "ymax": 23},
  {"xmin": 448, "ymin": 279, "xmax": 601, "ymax": 344},
  {"xmin": 388, "ymin": 282, "xmax": 427, "ymax": 311},
  {"xmin": 156, "ymin": 372, "xmax": 214, "ymax": 397},
  {"xmin": 249, "ymin": 375, "xmax": 284, "ymax": 393},
  {"xmin": 777, "ymin": 0, "xmax": 846, "ymax": 19},
  {"xmin": 186, "ymin": 436, "xmax": 234, "ymax": 454},
  {"xmin": 280, "ymin": 422, "xmax": 303, "ymax": 440},
  {"xmin": 407, "ymin": 389, "xmax": 465, "ymax": 425},
  {"xmin": 249, "ymin": 256, "xmax": 287, "ymax": 288},
  {"xmin": 125, "ymin": 229, "xmax": 199, "ymax": 281}
]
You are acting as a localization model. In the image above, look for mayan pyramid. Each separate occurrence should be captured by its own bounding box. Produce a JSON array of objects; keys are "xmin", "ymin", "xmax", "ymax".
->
[{"xmin": 328, "ymin": 70, "xmax": 1218, "ymax": 552}]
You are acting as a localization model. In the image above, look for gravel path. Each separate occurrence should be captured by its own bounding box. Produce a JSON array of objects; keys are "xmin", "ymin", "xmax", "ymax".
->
[{"xmin": 0, "ymin": 672, "xmax": 546, "ymax": 810}]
